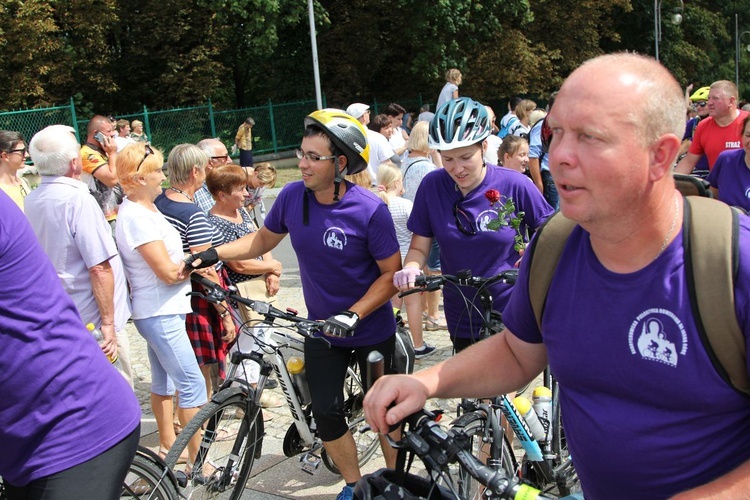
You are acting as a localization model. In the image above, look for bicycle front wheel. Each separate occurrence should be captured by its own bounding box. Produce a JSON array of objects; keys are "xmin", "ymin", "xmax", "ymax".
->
[
  {"xmin": 322, "ymin": 365, "xmax": 380, "ymax": 475},
  {"xmin": 165, "ymin": 392, "xmax": 263, "ymax": 500},
  {"xmin": 122, "ymin": 450, "xmax": 179, "ymax": 499},
  {"xmin": 451, "ymin": 409, "xmax": 517, "ymax": 500}
]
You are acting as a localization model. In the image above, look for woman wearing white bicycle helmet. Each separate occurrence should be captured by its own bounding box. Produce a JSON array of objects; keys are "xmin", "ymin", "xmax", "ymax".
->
[
  {"xmin": 395, "ymin": 97, "xmax": 554, "ymax": 352},
  {"xmin": 184, "ymin": 108, "xmax": 402, "ymax": 500}
]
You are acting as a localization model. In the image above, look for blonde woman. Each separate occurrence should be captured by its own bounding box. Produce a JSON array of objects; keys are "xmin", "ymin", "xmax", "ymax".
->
[
  {"xmin": 377, "ymin": 161, "xmax": 435, "ymax": 358},
  {"xmin": 437, "ymin": 68, "xmax": 462, "ymax": 110},
  {"xmin": 511, "ymin": 99, "xmax": 537, "ymax": 137},
  {"xmin": 115, "ymin": 142, "xmax": 205, "ymax": 462},
  {"xmin": 129, "ymin": 120, "xmax": 149, "ymax": 143}
]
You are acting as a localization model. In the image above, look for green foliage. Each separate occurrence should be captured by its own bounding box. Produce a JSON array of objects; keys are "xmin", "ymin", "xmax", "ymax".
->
[{"xmin": 2, "ymin": 0, "xmax": 750, "ymax": 115}]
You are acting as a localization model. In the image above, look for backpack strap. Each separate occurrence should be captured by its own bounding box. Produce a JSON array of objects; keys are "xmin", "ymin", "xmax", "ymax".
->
[
  {"xmin": 683, "ymin": 196, "xmax": 749, "ymax": 397},
  {"xmin": 527, "ymin": 212, "xmax": 577, "ymax": 330}
]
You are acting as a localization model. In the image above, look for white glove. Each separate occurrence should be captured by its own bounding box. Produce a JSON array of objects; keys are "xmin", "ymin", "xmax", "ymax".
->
[{"xmin": 393, "ymin": 267, "xmax": 423, "ymax": 290}]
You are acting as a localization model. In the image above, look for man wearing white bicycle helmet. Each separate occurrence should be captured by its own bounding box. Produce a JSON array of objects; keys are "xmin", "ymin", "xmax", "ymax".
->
[
  {"xmin": 393, "ymin": 97, "xmax": 553, "ymax": 352},
  {"xmin": 184, "ymin": 109, "xmax": 401, "ymax": 500}
]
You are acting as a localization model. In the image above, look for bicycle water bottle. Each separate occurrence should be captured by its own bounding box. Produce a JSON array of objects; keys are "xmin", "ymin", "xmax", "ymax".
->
[
  {"xmin": 513, "ymin": 395, "xmax": 545, "ymax": 441},
  {"xmin": 286, "ymin": 356, "xmax": 312, "ymax": 406},
  {"xmin": 86, "ymin": 323, "xmax": 123, "ymax": 371},
  {"xmin": 532, "ymin": 386, "xmax": 553, "ymax": 442}
]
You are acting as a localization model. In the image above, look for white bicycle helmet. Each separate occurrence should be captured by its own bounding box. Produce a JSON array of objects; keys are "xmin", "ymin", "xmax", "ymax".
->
[{"xmin": 429, "ymin": 97, "xmax": 491, "ymax": 151}]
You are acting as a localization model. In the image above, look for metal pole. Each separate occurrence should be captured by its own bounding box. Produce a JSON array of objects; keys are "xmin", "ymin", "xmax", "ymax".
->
[{"xmin": 308, "ymin": 0, "xmax": 323, "ymax": 110}]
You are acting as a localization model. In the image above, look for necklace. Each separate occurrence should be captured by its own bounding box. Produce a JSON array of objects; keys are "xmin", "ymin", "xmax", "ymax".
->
[
  {"xmin": 656, "ymin": 195, "xmax": 679, "ymax": 258},
  {"xmin": 170, "ymin": 186, "xmax": 194, "ymax": 203}
]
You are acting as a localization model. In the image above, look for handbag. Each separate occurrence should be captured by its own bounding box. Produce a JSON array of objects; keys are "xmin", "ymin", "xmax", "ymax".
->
[{"xmin": 392, "ymin": 311, "xmax": 415, "ymax": 375}]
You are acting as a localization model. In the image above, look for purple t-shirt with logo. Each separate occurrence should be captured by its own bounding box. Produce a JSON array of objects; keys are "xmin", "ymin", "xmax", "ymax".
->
[
  {"xmin": 503, "ymin": 221, "xmax": 750, "ymax": 499},
  {"xmin": 264, "ymin": 181, "xmax": 398, "ymax": 347},
  {"xmin": 0, "ymin": 192, "xmax": 141, "ymax": 486},
  {"xmin": 409, "ymin": 165, "xmax": 553, "ymax": 339},
  {"xmin": 706, "ymin": 148, "xmax": 750, "ymax": 212}
]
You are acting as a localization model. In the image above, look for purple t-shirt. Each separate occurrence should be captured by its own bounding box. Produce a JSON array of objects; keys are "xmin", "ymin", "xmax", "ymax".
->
[
  {"xmin": 409, "ymin": 165, "xmax": 553, "ymax": 339},
  {"xmin": 503, "ymin": 220, "xmax": 750, "ymax": 499},
  {"xmin": 0, "ymin": 192, "xmax": 141, "ymax": 486},
  {"xmin": 706, "ymin": 148, "xmax": 750, "ymax": 212},
  {"xmin": 264, "ymin": 181, "xmax": 399, "ymax": 347}
]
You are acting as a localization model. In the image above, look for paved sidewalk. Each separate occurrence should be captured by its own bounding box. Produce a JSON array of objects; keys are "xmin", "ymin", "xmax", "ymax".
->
[{"xmin": 129, "ymin": 256, "xmax": 465, "ymax": 498}]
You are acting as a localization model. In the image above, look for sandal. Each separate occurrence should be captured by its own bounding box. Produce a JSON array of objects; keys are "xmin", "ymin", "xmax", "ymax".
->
[
  {"xmin": 159, "ymin": 447, "xmax": 189, "ymax": 464},
  {"xmin": 424, "ymin": 316, "xmax": 446, "ymax": 331}
]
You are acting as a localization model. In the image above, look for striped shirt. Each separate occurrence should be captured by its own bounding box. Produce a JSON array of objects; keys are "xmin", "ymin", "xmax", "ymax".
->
[{"xmin": 154, "ymin": 190, "xmax": 222, "ymax": 254}]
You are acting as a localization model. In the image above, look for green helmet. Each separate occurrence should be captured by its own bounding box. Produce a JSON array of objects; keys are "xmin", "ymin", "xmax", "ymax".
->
[{"xmin": 690, "ymin": 86, "xmax": 710, "ymax": 102}]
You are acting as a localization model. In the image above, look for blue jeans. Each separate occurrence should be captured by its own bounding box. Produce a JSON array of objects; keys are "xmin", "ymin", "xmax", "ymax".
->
[
  {"xmin": 134, "ymin": 314, "xmax": 207, "ymax": 407},
  {"xmin": 541, "ymin": 170, "xmax": 559, "ymax": 210}
]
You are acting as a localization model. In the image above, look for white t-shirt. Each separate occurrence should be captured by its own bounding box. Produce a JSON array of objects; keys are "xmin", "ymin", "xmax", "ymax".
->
[
  {"xmin": 484, "ymin": 135, "xmax": 503, "ymax": 166},
  {"xmin": 366, "ymin": 129, "xmax": 396, "ymax": 184},
  {"xmin": 386, "ymin": 195, "xmax": 413, "ymax": 260},
  {"xmin": 114, "ymin": 135, "xmax": 136, "ymax": 152},
  {"xmin": 115, "ymin": 198, "xmax": 192, "ymax": 319}
]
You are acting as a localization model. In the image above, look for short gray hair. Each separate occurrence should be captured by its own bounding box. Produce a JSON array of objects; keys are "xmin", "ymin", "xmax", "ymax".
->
[
  {"xmin": 167, "ymin": 143, "xmax": 209, "ymax": 185},
  {"xmin": 29, "ymin": 125, "xmax": 80, "ymax": 177}
]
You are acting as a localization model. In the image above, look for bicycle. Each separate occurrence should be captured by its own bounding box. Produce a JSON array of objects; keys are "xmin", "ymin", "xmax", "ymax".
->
[
  {"xmin": 121, "ymin": 446, "xmax": 181, "ymax": 499},
  {"xmin": 400, "ymin": 269, "xmax": 579, "ymax": 498},
  {"xmin": 162, "ymin": 273, "xmax": 379, "ymax": 499},
  {"xmin": 355, "ymin": 352, "xmax": 560, "ymax": 500}
]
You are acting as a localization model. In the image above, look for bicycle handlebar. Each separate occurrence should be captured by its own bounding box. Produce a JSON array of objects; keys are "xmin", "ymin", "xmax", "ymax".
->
[
  {"xmin": 399, "ymin": 269, "xmax": 518, "ymax": 297},
  {"xmin": 189, "ymin": 273, "xmax": 327, "ymax": 343},
  {"xmin": 365, "ymin": 352, "xmax": 553, "ymax": 500}
]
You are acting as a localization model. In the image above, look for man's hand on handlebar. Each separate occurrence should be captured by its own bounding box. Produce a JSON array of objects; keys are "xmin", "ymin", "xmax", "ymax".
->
[
  {"xmin": 322, "ymin": 310, "xmax": 359, "ymax": 338},
  {"xmin": 393, "ymin": 266, "xmax": 422, "ymax": 291},
  {"xmin": 363, "ymin": 374, "xmax": 429, "ymax": 434},
  {"xmin": 184, "ymin": 247, "xmax": 220, "ymax": 270}
]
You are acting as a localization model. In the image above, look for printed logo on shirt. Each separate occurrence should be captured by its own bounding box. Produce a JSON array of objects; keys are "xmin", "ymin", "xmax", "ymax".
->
[
  {"xmin": 476, "ymin": 210, "xmax": 500, "ymax": 232},
  {"xmin": 745, "ymin": 187, "xmax": 750, "ymax": 200},
  {"xmin": 323, "ymin": 226, "xmax": 347, "ymax": 250},
  {"xmin": 726, "ymin": 141, "xmax": 740, "ymax": 148},
  {"xmin": 628, "ymin": 308, "xmax": 688, "ymax": 367}
]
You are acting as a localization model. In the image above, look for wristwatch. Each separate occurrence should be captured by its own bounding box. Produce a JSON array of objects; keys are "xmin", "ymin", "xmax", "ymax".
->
[{"xmin": 219, "ymin": 310, "xmax": 230, "ymax": 319}]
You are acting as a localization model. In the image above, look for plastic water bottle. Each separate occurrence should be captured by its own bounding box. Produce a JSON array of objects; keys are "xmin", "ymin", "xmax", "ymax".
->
[
  {"xmin": 532, "ymin": 386, "xmax": 553, "ymax": 442},
  {"xmin": 286, "ymin": 356, "xmax": 312, "ymax": 406},
  {"xmin": 513, "ymin": 395, "xmax": 546, "ymax": 442},
  {"xmin": 86, "ymin": 323, "xmax": 123, "ymax": 371}
]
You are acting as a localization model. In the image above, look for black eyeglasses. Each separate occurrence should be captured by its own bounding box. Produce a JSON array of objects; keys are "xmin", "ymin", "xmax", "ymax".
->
[
  {"xmin": 453, "ymin": 200, "xmax": 476, "ymax": 236},
  {"xmin": 7, "ymin": 147, "xmax": 26, "ymax": 156},
  {"xmin": 210, "ymin": 155, "xmax": 230, "ymax": 163},
  {"xmin": 295, "ymin": 148, "xmax": 336, "ymax": 162},
  {"xmin": 136, "ymin": 145, "xmax": 154, "ymax": 171},
  {"xmin": 695, "ymin": 101, "xmax": 707, "ymax": 108}
]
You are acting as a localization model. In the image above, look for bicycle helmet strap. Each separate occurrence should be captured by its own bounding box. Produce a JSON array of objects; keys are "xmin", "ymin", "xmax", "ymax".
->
[{"xmin": 333, "ymin": 156, "xmax": 344, "ymax": 202}]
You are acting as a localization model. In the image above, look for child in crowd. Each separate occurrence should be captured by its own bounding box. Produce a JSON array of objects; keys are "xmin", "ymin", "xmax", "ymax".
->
[
  {"xmin": 376, "ymin": 161, "xmax": 435, "ymax": 358},
  {"xmin": 244, "ymin": 162, "xmax": 277, "ymax": 224}
]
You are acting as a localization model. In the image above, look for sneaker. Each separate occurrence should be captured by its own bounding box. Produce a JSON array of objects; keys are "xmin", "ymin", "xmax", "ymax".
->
[
  {"xmin": 336, "ymin": 485, "xmax": 354, "ymax": 500},
  {"xmin": 414, "ymin": 343, "xmax": 436, "ymax": 359},
  {"xmin": 424, "ymin": 316, "xmax": 446, "ymax": 331}
]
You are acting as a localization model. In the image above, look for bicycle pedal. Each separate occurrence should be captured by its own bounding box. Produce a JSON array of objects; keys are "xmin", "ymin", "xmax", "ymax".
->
[
  {"xmin": 173, "ymin": 470, "xmax": 188, "ymax": 488},
  {"xmin": 299, "ymin": 452, "xmax": 322, "ymax": 475}
]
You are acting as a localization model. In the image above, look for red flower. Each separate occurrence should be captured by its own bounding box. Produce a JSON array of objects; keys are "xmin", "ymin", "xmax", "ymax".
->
[{"xmin": 485, "ymin": 189, "xmax": 501, "ymax": 204}]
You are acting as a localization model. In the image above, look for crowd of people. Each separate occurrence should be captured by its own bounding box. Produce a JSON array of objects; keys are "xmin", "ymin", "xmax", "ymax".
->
[{"xmin": 3, "ymin": 52, "xmax": 750, "ymax": 500}]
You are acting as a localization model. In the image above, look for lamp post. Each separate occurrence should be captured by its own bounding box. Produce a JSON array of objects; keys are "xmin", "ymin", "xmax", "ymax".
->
[
  {"xmin": 654, "ymin": 0, "xmax": 685, "ymax": 62},
  {"xmin": 308, "ymin": 0, "xmax": 323, "ymax": 110},
  {"xmin": 736, "ymin": 14, "xmax": 750, "ymax": 91}
]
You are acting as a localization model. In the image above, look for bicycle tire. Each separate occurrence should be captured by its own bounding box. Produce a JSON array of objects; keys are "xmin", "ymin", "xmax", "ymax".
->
[
  {"xmin": 321, "ymin": 365, "xmax": 380, "ymax": 475},
  {"xmin": 165, "ymin": 392, "xmax": 263, "ymax": 500},
  {"xmin": 451, "ymin": 409, "xmax": 516, "ymax": 500},
  {"xmin": 122, "ymin": 451, "xmax": 179, "ymax": 499}
]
